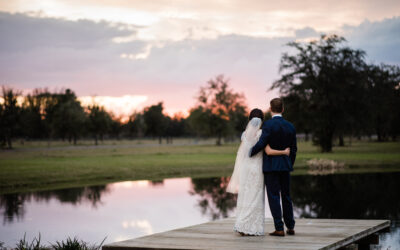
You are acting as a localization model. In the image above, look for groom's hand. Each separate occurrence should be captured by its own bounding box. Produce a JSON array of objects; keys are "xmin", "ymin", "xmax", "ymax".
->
[{"xmin": 284, "ymin": 147, "xmax": 290, "ymax": 156}]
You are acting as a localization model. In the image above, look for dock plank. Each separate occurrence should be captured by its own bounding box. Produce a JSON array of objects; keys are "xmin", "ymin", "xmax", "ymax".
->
[{"xmin": 102, "ymin": 218, "xmax": 390, "ymax": 250}]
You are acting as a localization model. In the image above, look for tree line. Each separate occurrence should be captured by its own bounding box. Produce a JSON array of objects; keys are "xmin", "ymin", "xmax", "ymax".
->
[
  {"xmin": 273, "ymin": 34, "xmax": 400, "ymax": 152},
  {"xmin": 1, "ymin": 34, "xmax": 399, "ymax": 151},
  {"xmin": 0, "ymin": 75, "xmax": 248, "ymax": 148}
]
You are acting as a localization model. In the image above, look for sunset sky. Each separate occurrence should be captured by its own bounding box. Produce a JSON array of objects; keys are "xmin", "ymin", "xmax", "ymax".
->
[{"xmin": 0, "ymin": 0, "xmax": 399, "ymax": 117}]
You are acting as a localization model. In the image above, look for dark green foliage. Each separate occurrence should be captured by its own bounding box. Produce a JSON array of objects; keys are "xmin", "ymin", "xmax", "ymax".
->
[
  {"xmin": 187, "ymin": 106, "xmax": 212, "ymax": 137},
  {"xmin": 15, "ymin": 233, "xmax": 48, "ymax": 250},
  {"xmin": 365, "ymin": 64, "xmax": 400, "ymax": 141},
  {"xmin": 87, "ymin": 105, "xmax": 112, "ymax": 145},
  {"xmin": 273, "ymin": 35, "xmax": 367, "ymax": 152},
  {"xmin": 109, "ymin": 118, "xmax": 123, "ymax": 139},
  {"xmin": 20, "ymin": 89, "xmax": 50, "ymax": 140},
  {"xmin": 0, "ymin": 87, "xmax": 21, "ymax": 149},
  {"xmin": 273, "ymin": 34, "xmax": 400, "ymax": 152},
  {"xmin": 138, "ymin": 102, "xmax": 189, "ymax": 143},
  {"xmin": 9, "ymin": 234, "xmax": 106, "ymax": 250},
  {"xmin": 187, "ymin": 75, "xmax": 248, "ymax": 145},
  {"xmin": 50, "ymin": 89, "xmax": 87, "ymax": 144},
  {"xmin": 164, "ymin": 115, "xmax": 186, "ymax": 143},
  {"xmin": 142, "ymin": 102, "xmax": 168, "ymax": 143},
  {"xmin": 51, "ymin": 236, "xmax": 106, "ymax": 250},
  {"xmin": 125, "ymin": 112, "xmax": 146, "ymax": 138},
  {"xmin": 228, "ymin": 104, "xmax": 248, "ymax": 139},
  {"xmin": 281, "ymin": 94, "xmax": 312, "ymax": 141}
]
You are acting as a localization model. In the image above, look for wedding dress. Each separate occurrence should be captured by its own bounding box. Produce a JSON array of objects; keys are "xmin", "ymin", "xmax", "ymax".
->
[{"xmin": 227, "ymin": 117, "xmax": 265, "ymax": 235}]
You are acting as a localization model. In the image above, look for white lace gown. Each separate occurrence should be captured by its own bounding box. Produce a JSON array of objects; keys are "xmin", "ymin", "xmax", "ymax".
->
[{"xmin": 227, "ymin": 118, "xmax": 265, "ymax": 235}]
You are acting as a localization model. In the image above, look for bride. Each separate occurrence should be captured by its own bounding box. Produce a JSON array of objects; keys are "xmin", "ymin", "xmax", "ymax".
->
[{"xmin": 227, "ymin": 108, "xmax": 290, "ymax": 236}]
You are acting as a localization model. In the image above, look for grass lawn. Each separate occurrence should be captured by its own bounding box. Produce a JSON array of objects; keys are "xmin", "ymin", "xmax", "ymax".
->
[{"xmin": 1, "ymin": 140, "xmax": 399, "ymax": 194}]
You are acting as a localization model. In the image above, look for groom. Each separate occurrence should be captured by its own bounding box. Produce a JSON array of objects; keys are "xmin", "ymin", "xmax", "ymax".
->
[{"xmin": 250, "ymin": 98, "xmax": 297, "ymax": 236}]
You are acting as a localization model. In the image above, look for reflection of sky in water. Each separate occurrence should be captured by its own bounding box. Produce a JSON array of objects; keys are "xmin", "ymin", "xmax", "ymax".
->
[
  {"xmin": 2, "ymin": 178, "xmax": 262, "ymax": 245},
  {"xmin": 375, "ymin": 225, "xmax": 400, "ymax": 250},
  {"xmin": 1, "ymin": 175, "xmax": 399, "ymax": 249},
  {"xmin": 1, "ymin": 178, "xmax": 189, "ymax": 244}
]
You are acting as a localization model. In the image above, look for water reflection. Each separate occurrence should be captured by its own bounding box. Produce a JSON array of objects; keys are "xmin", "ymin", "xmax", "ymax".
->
[
  {"xmin": 0, "ymin": 193, "xmax": 26, "ymax": 224},
  {"xmin": 0, "ymin": 178, "xmax": 235, "ymax": 246},
  {"xmin": 1, "ymin": 185, "xmax": 110, "ymax": 225},
  {"xmin": 0, "ymin": 172, "xmax": 399, "ymax": 248},
  {"xmin": 189, "ymin": 177, "xmax": 237, "ymax": 220},
  {"xmin": 150, "ymin": 180, "xmax": 164, "ymax": 186},
  {"xmin": 291, "ymin": 173, "xmax": 400, "ymax": 220}
]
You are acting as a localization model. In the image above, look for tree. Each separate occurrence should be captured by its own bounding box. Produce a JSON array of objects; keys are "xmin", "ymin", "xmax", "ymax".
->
[
  {"xmin": 109, "ymin": 118, "xmax": 123, "ymax": 140},
  {"xmin": 189, "ymin": 177, "xmax": 237, "ymax": 220},
  {"xmin": 187, "ymin": 106, "xmax": 212, "ymax": 137},
  {"xmin": 0, "ymin": 87, "xmax": 21, "ymax": 149},
  {"xmin": 143, "ymin": 102, "xmax": 167, "ymax": 144},
  {"xmin": 272, "ymin": 35, "xmax": 368, "ymax": 152},
  {"xmin": 228, "ymin": 103, "xmax": 248, "ymax": 139},
  {"xmin": 189, "ymin": 75, "xmax": 247, "ymax": 145},
  {"xmin": 50, "ymin": 89, "xmax": 86, "ymax": 145},
  {"xmin": 365, "ymin": 64, "xmax": 400, "ymax": 141},
  {"xmin": 41, "ymin": 90, "xmax": 59, "ymax": 142},
  {"xmin": 87, "ymin": 105, "xmax": 112, "ymax": 145},
  {"xmin": 390, "ymin": 76, "xmax": 400, "ymax": 141},
  {"xmin": 125, "ymin": 112, "xmax": 146, "ymax": 138},
  {"xmin": 165, "ymin": 115, "xmax": 187, "ymax": 144},
  {"xmin": 20, "ymin": 89, "xmax": 50, "ymax": 139},
  {"xmin": 281, "ymin": 94, "xmax": 312, "ymax": 141}
]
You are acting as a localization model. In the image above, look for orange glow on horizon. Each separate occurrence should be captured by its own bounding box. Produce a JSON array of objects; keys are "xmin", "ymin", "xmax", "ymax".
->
[
  {"xmin": 78, "ymin": 95, "xmax": 148, "ymax": 122},
  {"xmin": 0, "ymin": 95, "xmax": 191, "ymax": 123}
]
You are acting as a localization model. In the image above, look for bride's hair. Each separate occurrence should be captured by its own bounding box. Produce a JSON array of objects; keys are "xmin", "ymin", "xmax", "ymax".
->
[{"xmin": 249, "ymin": 108, "xmax": 264, "ymax": 121}]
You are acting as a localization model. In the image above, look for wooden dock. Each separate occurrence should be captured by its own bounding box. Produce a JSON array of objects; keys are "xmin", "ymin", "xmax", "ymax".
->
[{"xmin": 102, "ymin": 218, "xmax": 390, "ymax": 250}]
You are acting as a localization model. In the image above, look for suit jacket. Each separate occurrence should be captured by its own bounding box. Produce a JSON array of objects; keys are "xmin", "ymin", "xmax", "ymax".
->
[{"xmin": 250, "ymin": 116, "xmax": 297, "ymax": 172}]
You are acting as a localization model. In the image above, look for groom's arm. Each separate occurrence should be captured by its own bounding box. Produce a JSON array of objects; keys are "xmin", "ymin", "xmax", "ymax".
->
[
  {"xmin": 250, "ymin": 123, "xmax": 270, "ymax": 157},
  {"xmin": 290, "ymin": 128, "xmax": 297, "ymax": 165}
]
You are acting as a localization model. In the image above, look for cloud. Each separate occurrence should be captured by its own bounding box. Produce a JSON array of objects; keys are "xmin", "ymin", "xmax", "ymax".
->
[
  {"xmin": 343, "ymin": 17, "xmax": 400, "ymax": 64},
  {"xmin": 0, "ymin": 12, "xmax": 138, "ymax": 52},
  {"xmin": 0, "ymin": 11, "xmax": 146, "ymax": 90},
  {"xmin": 0, "ymin": 11, "xmax": 289, "ymax": 112},
  {"xmin": 0, "ymin": 11, "xmax": 399, "ymax": 115},
  {"xmin": 2, "ymin": 0, "xmax": 400, "ymax": 40},
  {"xmin": 295, "ymin": 27, "xmax": 319, "ymax": 38}
]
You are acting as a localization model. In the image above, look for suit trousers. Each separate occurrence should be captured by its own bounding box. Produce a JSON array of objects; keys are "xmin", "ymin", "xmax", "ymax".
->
[{"xmin": 264, "ymin": 171, "xmax": 295, "ymax": 231}]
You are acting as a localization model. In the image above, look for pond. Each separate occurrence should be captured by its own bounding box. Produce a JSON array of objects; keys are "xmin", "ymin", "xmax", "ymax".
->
[{"xmin": 1, "ymin": 172, "xmax": 399, "ymax": 248}]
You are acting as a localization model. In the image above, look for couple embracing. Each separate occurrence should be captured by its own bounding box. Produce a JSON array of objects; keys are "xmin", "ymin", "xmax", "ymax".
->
[{"xmin": 227, "ymin": 97, "xmax": 297, "ymax": 237}]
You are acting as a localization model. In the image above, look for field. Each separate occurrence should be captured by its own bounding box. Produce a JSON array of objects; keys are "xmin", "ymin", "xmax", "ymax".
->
[{"xmin": 1, "ymin": 139, "xmax": 400, "ymax": 194}]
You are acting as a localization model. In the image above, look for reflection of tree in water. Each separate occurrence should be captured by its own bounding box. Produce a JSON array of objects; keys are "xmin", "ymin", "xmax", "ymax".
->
[
  {"xmin": 33, "ymin": 185, "xmax": 109, "ymax": 207},
  {"xmin": 150, "ymin": 180, "xmax": 164, "ymax": 186},
  {"xmin": 292, "ymin": 172, "xmax": 400, "ymax": 220},
  {"xmin": 0, "ymin": 185, "xmax": 110, "ymax": 225},
  {"xmin": 189, "ymin": 177, "xmax": 237, "ymax": 220},
  {"xmin": 0, "ymin": 193, "xmax": 27, "ymax": 225}
]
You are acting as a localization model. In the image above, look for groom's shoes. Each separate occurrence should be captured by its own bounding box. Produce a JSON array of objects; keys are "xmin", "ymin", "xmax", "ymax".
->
[
  {"xmin": 286, "ymin": 229, "xmax": 295, "ymax": 235},
  {"xmin": 269, "ymin": 230, "xmax": 285, "ymax": 237}
]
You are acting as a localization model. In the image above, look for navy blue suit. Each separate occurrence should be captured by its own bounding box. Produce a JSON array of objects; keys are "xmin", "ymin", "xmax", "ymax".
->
[{"xmin": 250, "ymin": 115, "xmax": 297, "ymax": 231}]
